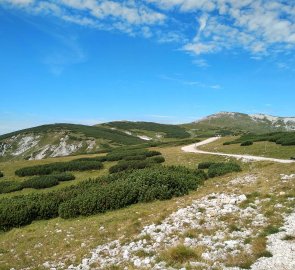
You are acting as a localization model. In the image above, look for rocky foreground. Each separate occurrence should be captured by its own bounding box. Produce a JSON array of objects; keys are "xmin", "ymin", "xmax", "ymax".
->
[{"xmin": 41, "ymin": 174, "xmax": 295, "ymax": 270}]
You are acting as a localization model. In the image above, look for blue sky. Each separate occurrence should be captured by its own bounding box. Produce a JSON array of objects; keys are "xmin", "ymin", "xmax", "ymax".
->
[{"xmin": 1, "ymin": 0, "xmax": 295, "ymax": 134}]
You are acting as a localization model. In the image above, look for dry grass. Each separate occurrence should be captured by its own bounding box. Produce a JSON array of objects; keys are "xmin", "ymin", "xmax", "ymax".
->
[{"xmin": 158, "ymin": 244, "xmax": 204, "ymax": 265}]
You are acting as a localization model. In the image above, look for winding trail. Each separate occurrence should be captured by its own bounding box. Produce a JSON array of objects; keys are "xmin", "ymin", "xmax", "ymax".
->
[{"xmin": 181, "ymin": 137, "xmax": 295, "ymax": 164}]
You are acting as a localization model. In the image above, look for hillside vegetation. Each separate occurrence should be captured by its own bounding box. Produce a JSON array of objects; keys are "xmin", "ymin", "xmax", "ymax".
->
[
  {"xmin": 0, "ymin": 136, "xmax": 295, "ymax": 269},
  {"xmin": 198, "ymin": 136, "xmax": 295, "ymax": 160},
  {"xmin": 0, "ymin": 123, "xmax": 148, "ymax": 162},
  {"xmin": 185, "ymin": 112, "xmax": 295, "ymax": 134},
  {"xmin": 0, "ymin": 166, "xmax": 208, "ymax": 230},
  {"xmin": 224, "ymin": 132, "xmax": 295, "ymax": 146},
  {"xmin": 0, "ymin": 123, "xmax": 144, "ymax": 144},
  {"xmin": 102, "ymin": 121, "xmax": 190, "ymax": 138}
]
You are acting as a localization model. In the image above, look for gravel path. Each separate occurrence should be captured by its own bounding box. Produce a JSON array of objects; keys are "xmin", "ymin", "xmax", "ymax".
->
[{"xmin": 181, "ymin": 137, "xmax": 295, "ymax": 164}]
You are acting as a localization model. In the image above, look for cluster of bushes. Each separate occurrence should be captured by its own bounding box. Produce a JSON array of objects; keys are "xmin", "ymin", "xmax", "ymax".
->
[
  {"xmin": 224, "ymin": 132, "xmax": 295, "ymax": 146},
  {"xmin": 109, "ymin": 156, "xmax": 165, "ymax": 174},
  {"xmin": 0, "ymin": 181, "xmax": 23, "ymax": 194},
  {"xmin": 0, "ymin": 166, "xmax": 207, "ymax": 230},
  {"xmin": 208, "ymin": 163, "xmax": 242, "ymax": 178},
  {"xmin": 197, "ymin": 162, "xmax": 217, "ymax": 169},
  {"xmin": 21, "ymin": 176, "xmax": 59, "ymax": 189},
  {"xmin": 108, "ymin": 148, "xmax": 165, "ymax": 174},
  {"xmin": 15, "ymin": 160, "xmax": 103, "ymax": 177},
  {"xmin": 73, "ymin": 156, "xmax": 107, "ymax": 162},
  {"xmin": 198, "ymin": 162, "xmax": 242, "ymax": 178},
  {"xmin": 0, "ymin": 173, "xmax": 75, "ymax": 194},
  {"xmin": 109, "ymin": 160, "xmax": 153, "ymax": 174},
  {"xmin": 150, "ymin": 156, "xmax": 165, "ymax": 163},
  {"xmin": 0, "ymin": 171, "xmax": 3, "ymax": 178},
  {"xmin": 105, "ymin": 149, "xmax": 161, "ymax": 162},
  {"xmin": 241, "ymin": 141, "xmax": 253, "ymax": 146}
]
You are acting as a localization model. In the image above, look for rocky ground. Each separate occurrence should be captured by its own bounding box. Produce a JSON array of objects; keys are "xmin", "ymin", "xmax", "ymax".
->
[{"xmin": 40, "ymin": 173, "xmax": 295, "ymax": 270}]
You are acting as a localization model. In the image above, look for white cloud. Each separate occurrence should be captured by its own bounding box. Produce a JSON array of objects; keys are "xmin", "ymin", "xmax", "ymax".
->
[
  {"xmin": 193, "ymin": 58, "xmax": 210, "ymax": 68},
  {"xmin": 1, "ymin": 0, "xmax": 166, "ymax": 38},
  {"xmin": 2, "ymin": 0, "xmax": 295, "ymax": 59},
  {"xmin": 146, "ymin": 0, "xmax": 215, "ymax": 12},
  {"xmin": 184, "ymin": 42, "xmax": 217, "ymax": 55},
  {"xmin": 147, "ymin": 0, "xmax": 295, "ymax": 56},
  {"xmin": 5, "ymin": 0, "xmax": 34, "ymax": 5}
]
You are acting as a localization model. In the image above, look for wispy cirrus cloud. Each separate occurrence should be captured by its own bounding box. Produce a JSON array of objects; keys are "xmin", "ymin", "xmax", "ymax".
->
[
  {"xmin": 1, "ymin": 0, "xmax": 166, "ymax": 38},
  {"xmin": 2, "ymin": 0, "xmax": 295, "ymax": 62},
  {"xmin": 160, "ymin": 74, "xmax": 221, "ymax": 90},
  {"xmin": 148, "ymin": 0, "xmax": 295, "ymax": 57}
]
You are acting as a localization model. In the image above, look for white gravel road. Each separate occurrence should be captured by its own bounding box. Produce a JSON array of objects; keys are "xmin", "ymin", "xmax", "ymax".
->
[{"xmin": 181, "ymin": 137, "xmax": 295, "ymax": 164}]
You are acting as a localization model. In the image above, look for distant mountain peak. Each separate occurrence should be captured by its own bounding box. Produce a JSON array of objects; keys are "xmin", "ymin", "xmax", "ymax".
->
[{"xmin": 192, "ymin": 111, "xmax": 295, "ymax": 132}]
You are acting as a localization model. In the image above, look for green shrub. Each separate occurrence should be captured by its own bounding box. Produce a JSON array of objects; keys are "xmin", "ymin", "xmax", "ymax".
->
[
  {"xmin": 0, "ymin": 190, "xmax": 76, "ymax": 230},
  {"xmin": 123, "ymin": 155, "xmax": 147, "ymax": 161},
  {"xmin": 208, "ymin": 163, "xmax": 242, "ymax": 178},
  {"xmin": 109, "ymin": 160, "xmax": 153, "ymax": 174},
  {"xmin": 52, "ymin": 173, "xmax": 75, "ymax": 182},
  {"xmin": 0, "ymin": 173, "xmax": 75, "ymax": 194},
  {"xmin": 144, "ymin": 151, "xmax": 161, "ymax": 157},
  {"xmin": 106, "ymin": 149, "xmax": 161, "ymax": 162},
  {"xmin": 0, "ymin": 166, "xmax": 207, "ymax": 230},
  {"xmin": 149, "ymin": 156, "xmax": 165, "ymax": 163},
  {"xmin": 0, "ymin": 181, "xmax": 22, "ymax": 194},
  {"xmin": 73, "ymin": 156, "xmax": 107, "ymax": 162},
  {"xmin": 15, "ymin": 160, "xmax": 103, "ymax": 177},
  {"xmin": 59, "ymin": 166, "xmax": 207, "ymax": 219},
  {"xmin": 21, "ymin": 176, "xmax": 59, "ymax": 189},
  {"xmin": 241, "ymin": 141, "xmax": 253, "ymax": 146},
  {"xmin": 197, "ymin": 162, "xmax": 217, "ymax": 169},
  {"xmin": 0, "ymin": 172, "xmax": 3, "ymax": 178},
  {"xmin": 260, "ymin": 225, "xmax": 280, "ymax": 236}
]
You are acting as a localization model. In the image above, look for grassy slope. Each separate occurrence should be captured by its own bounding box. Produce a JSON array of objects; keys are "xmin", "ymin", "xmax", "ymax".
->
[
  {"xmin": 0, "ymin": 123, "xmax": 144, "ymax": 145},
  {"xmin": 199, "ymin": 136, "xmax": 295, "ymax": 159},
  {"xmin": 0, "ymin": 143, "xmax": 295, "ymax": 269},
  {"xmin": 0, "ymin": 153, "xmax": 115, "ymax": 198}
]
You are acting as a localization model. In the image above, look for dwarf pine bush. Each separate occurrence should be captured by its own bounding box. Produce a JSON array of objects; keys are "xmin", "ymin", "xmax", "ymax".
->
[
  {"xmin": 15, "ymin": 161, "xmax": 103, "ymax": 177},
  {"xmin": 0, "ymin": 166, "xmax": 207, "ymax": 230}
]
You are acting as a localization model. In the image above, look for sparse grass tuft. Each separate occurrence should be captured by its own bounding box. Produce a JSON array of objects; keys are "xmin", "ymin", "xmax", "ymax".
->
[
  {"xmin": 282, "ymin": 235, "xmax": 295, "ymax": 241},
  {"xmin": 258, "ymin": 250, "xmax": 273, "ymax": 258},
  {"xmin": 260, "ymin": 225, "xmax": 280, "ymax": 237},
  {"xmin": 159, "ymin": 244, "xmax": 203, "ymax": 265}
]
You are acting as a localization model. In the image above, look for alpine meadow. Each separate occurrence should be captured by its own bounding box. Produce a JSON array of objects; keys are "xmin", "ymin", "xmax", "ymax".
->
[{"xmin": 0, "ymin": 1, "xmax": 295, "ymax": 270}]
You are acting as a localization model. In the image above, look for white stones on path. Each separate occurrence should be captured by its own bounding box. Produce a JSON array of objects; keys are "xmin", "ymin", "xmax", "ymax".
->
[{"xmin": 66, "ymin": 192, "xmax": 265, "ymax": 270}]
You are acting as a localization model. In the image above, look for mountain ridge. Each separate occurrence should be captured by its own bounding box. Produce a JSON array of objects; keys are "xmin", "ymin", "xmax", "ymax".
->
[{"xmin": 1, "ymin": 112, "xmax": 295, "ymax": 161}]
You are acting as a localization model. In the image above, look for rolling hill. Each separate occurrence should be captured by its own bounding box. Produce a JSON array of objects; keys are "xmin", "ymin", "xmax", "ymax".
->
[
  {"xmin": 185, "ymin": 112, "xmax": 295, "ymax": 134},
  {"xmin": 1, "ymin": 112, "xmax": 295, "ymax": 161},
  {"xmin": 100, "ymin": 121, "xmax": 190, "ymax": 140},
  {"xmin": 0, "ymin": 124, "xmax": 145, "ymax": 161}
]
